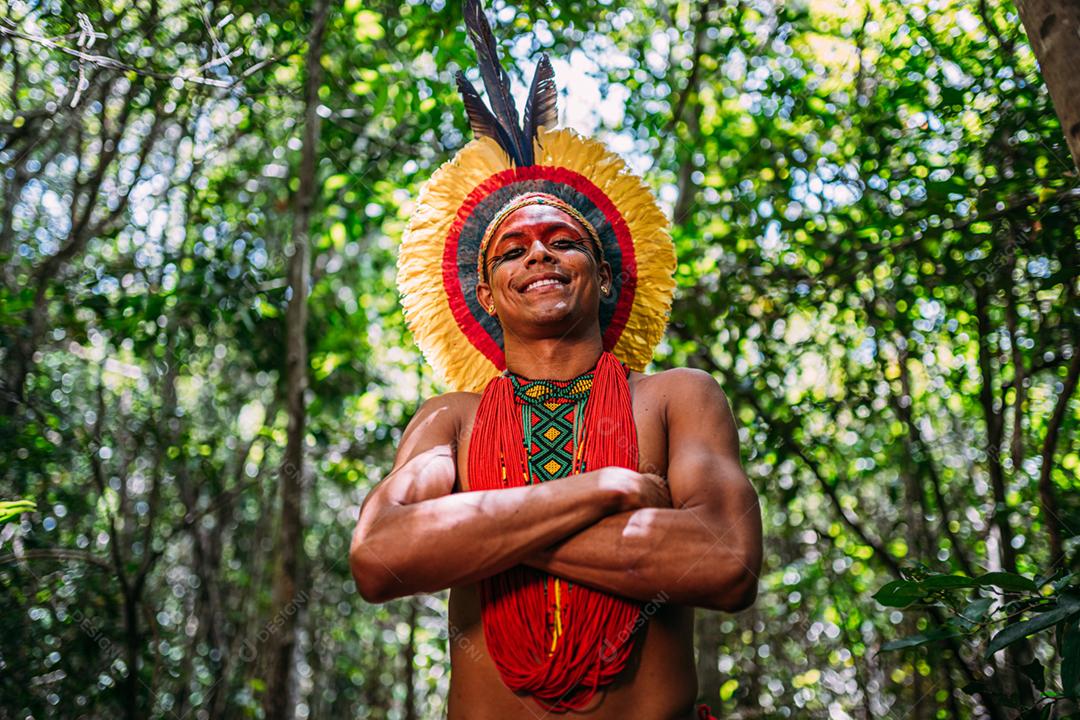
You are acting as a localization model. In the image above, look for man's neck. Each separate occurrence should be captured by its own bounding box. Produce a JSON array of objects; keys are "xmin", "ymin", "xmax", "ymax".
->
[{"xmin": 502, "ymin": 335, "xmax": 604, "ymax": 381}]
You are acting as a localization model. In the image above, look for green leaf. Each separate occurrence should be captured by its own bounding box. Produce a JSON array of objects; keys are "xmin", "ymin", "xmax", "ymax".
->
[
  {"xmin": 882, "ymin": 626, "xmax": 960, "ymax": 652},
  {"xmin": 1018, "ymin": 659, "xmax": 1045, "ymax": 691},
  {"xmin": 960, "ymin": 597, "xmax": 995, "ymax": 623},
  {"xmin": 922, "ymin": 574, "xmax": 977, "ymax": 590},
  {"xmin": 985, "ymin": 593, "xmax": 1080, "ymax": 659},
  {"xmin": 874, "ymin": 580, "xmax": 925, "ymax": 608},
  {"xmin": 0, "ymin": 499, "xmax": 37, "ymax": 523},
  {"xmin": 974, "ymin": 572, "xmax": 1038, "ymax": 593},
  {"xmin": 1052, "ymin": 573, "xmax": 1077, "ymax": 593},
  {"xmin": 324, "ymin": 174, "xmax": 350, "ymax": 192},
  {"xmin": 959, "ymin": 595, "xmax": 997, "ymax": 630}
]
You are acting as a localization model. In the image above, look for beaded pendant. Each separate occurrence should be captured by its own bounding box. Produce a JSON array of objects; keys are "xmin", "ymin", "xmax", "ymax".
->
[{"xmin": 509, "ymin": 371, "xmax": 594, "ymax": 484}]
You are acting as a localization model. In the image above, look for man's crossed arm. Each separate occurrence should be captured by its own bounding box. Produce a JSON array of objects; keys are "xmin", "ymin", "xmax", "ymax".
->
[
  {"xmin": 349, "ymin": 370, "xmax": 762, "ymax": 612},
  {"xmin": 348, "ymin": 393, "xmax": 668, "ymax": 603},
  {"xmin": 524, "ymin": 369, "xmax": 762, "ymax": 611}
]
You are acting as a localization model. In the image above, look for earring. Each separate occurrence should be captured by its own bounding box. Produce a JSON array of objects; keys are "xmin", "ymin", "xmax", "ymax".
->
[
  {"xmin": 601, "ymin": 285, "xmax": 610, "ymax": 296},
  {"xmin": 488, "ymin": 304, "xmax": 496, "ymax": 315}
]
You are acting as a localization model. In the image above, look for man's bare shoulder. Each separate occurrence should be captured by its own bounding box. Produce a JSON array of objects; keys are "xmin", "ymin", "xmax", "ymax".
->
[
  {"xmin": 413, "ymin": 391, "xmax": 482, "ymax": 430},
  {"xmin": 630, "ymin": 366, "xmax": 725, "ymax": 397},
  {"xmin": 392, "ymin": 391, "xmax": 482, "ymax": 468},
  {"xmin": 419, "ymin": 390, "xmax": 482, "ymax": 411},
  {"xmin": 630, "ymin": 367, "xmax": 732, "ymax": 424}
]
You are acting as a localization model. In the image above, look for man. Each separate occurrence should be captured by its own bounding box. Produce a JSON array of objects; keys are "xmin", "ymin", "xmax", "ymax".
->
[{"xmin": 350, "ymin": 3, "xmax": 762, "ymax": 717}]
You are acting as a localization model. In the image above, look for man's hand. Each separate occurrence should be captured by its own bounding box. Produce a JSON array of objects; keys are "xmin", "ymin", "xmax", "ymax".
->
[{"xmin": 597, "ymin": 467, "xmax": 671, "ymax": 512}]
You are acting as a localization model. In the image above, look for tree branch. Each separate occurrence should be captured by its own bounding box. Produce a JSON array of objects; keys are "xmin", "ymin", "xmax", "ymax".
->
[{"xmin": 0, "ymin": 548, "xmax": 112, "ymax": 569}]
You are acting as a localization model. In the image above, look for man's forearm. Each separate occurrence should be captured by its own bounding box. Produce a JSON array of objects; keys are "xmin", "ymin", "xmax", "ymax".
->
[
  {"xmin": 523, "ymin": 507, "xmax": 758, "ymax": 611},
  {"xmin": 352, "ymin": 471, "xmax": 625, "ymax": 602}
]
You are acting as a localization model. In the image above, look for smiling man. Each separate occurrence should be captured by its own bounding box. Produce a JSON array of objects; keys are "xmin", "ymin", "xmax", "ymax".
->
[{"xmin": 349, "ymin": 2, "xmax": 762, "ymax": 718}]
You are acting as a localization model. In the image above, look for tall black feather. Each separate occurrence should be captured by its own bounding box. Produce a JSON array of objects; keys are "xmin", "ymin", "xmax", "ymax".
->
[
  {"xmin": 456, "ymin": 71, "xmax": 519, "ymax": 155},
  {"xmin": 522, "ymin": 54, "xmax": 557, "ymax": 164},
  {"xmin": 462, "ymin": 0, "xmax": 528, "ymax": 166}
]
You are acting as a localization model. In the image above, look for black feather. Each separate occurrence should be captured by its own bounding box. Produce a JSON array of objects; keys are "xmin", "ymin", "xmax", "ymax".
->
[
  {"xmin": 455, "ymin": 71, "xmax": 519, "ymax": 155},
  {"xmin": 462, "ymin": 0, "xmax": 528, "ymax": 165},
  {"xmin": 522, "ymin": 54, "xmax": 557, "ymax": 164}
]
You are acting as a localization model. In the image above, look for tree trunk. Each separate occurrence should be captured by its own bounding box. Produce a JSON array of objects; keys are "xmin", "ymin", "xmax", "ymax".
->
[
  {"xmin": 974, "ymin": 285, "xmax": 1019, "ymax": 575},
  {"xmin": 123, "ymin": 588, "xmax": 141, "ymax": 720},
  {"xmin": 1014, "ymin": 0, "xmax": 1080, "ymax": 170},
  {"xmin": 263, "ymin": 0, "xmax": 331, "ymax": 717}
]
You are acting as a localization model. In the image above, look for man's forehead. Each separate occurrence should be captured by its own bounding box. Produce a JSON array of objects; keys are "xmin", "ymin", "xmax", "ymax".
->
[{"xmin": 493, "ymin": 204, "xmax": 587, "ymax": 243}]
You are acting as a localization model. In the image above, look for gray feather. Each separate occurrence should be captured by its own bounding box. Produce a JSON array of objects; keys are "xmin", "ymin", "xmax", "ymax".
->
[
  {"xmin": 456, "ymin": 71, "xmax": 518, "ymax": 153},
  {"xmin": 522, "ymin": 54, "xmax": 557, "ymax": 163},
  {"xmin": 462, "ymin": 0, "xmax": 528, "ymax": 165}
]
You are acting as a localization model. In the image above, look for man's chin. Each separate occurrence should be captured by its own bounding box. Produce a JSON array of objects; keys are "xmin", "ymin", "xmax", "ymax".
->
[{"xmin": 503, "ymin": 307, "xmax": 592, "ymax": 337}]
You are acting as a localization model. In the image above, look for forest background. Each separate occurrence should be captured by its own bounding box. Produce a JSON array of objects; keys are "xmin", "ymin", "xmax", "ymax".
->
[{"xmin": 1, "ymin": 0, "xmax": 1078, "ymax": 718}]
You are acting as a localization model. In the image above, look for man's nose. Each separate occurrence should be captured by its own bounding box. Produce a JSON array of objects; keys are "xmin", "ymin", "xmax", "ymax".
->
[{"xmin": 523, "ymin": 238, "xmax": 555, "ymax": 265}]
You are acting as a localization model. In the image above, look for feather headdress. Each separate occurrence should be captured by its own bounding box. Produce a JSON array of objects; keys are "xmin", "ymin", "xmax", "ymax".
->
[{"xmin": 397, "ymin": 0, "xmax": 676, "ymax": 392}]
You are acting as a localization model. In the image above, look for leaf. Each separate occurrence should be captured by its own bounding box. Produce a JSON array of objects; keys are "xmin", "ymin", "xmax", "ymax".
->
[
  {"xmin": 874, "ymin": 580, "xmax": 925, "ymax": 608},
  {"xmin": 975, "ymin": 572, "xmax": 1038, "ymax": 593},
  {"xmin": 922, "ymin": 574, "xmax": 977, "ymax": 590},
  {"xmin": 0, "ymin": 499, "xmax": 37, "ymax": 523},
  {"xmin": 1019, "ymin": 659, "xmax": 1045, "ymax": 691},
  {"xmin": 1052, "ymin": 573, "xmax": 1077, "ymax": 593},
  {"xmin": 985, "ymin": 593, "xmax": 1080, "ymax": 659},
  {"xmin": 882, "ymin": 626, "xmax": 960, "ymax": 651},
  {"xmin": 960, "ymin": 597, "xmax": 995, "ymax": 623}
]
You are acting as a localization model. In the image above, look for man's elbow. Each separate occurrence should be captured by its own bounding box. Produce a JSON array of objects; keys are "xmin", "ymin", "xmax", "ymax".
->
[
  {"xmin": 705, "ymin": 557, "xmax": 760, "ymax": 612},
  {"xmin": 724, "ymin": 573, "xmax": 759, "ymax": 612},
  {"xmin": 350, "ymin": 543, "xmax": 396, "ymax": 604}
]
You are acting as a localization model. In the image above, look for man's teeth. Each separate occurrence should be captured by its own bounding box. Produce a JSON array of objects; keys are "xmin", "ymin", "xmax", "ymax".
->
[{"xmin": 525, "ymin": 278, "xmax": 562, "ymax": 291}]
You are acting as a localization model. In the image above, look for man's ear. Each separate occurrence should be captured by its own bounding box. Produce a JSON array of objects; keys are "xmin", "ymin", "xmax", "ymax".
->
[
  {"xmin": 476, "ymin": 279, "xmax": 494, "ymax": 312},
  {"xmin": 598, "ymin": 260, "xmax": 613, "ymax": 293}
]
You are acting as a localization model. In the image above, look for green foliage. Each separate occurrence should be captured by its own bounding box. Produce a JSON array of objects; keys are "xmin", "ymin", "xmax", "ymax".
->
[
  {"xmin": 878, "ymin": 567, "xmax": 1080, "ymax": 714},
  {"xmin": 0, "ymin": 499, "xmax": 36, "ymax": 523},
  {"xmin": 1, "ymin": 0, "xmax": 1078, "ymax": 717}
]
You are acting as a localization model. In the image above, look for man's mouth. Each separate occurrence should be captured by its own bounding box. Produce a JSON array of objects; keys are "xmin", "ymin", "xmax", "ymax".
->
[{"xmin": 520, "ymin": 276, "xmax": 568, "ymax": 293}]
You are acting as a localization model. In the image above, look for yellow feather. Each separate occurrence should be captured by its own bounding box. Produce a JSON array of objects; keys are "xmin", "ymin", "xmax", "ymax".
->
[{"xmin": 398, "ymin": 136, "xmax": 512, "ymax": 392}]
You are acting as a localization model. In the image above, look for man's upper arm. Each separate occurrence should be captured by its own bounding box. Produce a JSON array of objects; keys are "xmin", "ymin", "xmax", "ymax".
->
[
  {"xmin": 664, "ymin": 369, "xmax": 762, "ymax": 562},
  {"xmin": 350, "ymin": 394, "xmax": 465, "ymax": 600},
  {"xmin": 394, "ymin": 394, "xmax": 463, "ymax": 469},
  {"xmin": 357, "ymin": 394, "xmax": 463, "ymax": 523}
]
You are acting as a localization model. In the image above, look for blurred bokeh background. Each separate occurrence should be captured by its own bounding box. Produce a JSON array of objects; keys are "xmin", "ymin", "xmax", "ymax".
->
[{"xmin": 1, "ymin": 0, "xmax": 1078, "ymax": 717}]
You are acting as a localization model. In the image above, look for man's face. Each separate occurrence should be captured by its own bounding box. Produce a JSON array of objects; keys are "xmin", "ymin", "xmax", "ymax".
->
[{"xmin": 475, "ymin": 203, "xmax": 612, "ymax": 336}]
